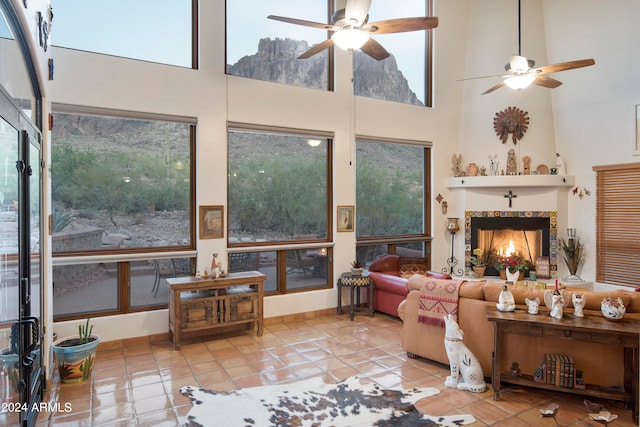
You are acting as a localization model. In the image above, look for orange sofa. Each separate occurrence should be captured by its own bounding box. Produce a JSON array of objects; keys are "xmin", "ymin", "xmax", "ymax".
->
[{"xmin": 398, "ymin": 277, "xmax": 640, "ymax": 388}]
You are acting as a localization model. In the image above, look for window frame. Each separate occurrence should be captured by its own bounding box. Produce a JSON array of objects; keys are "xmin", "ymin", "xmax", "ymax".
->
[
  {"xmin": 355, "ymin": 136, "xmax": 432, "ymax": 264},
  {"xmin": 50, "ymin": 105, "xmax": 197, "ymax": 320},
  {"xmin": 227, "ymin": 124, "xmax": 334, "ymax": 295},
  {"xmin": 224, "ymin": 0, "xmax": 335, "ymax": 91}
]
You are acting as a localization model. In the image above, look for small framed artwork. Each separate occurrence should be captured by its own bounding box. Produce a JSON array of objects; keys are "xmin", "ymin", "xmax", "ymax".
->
[
  {"xmin": 535, "ymin": 256, "xmax": 550, "ymax": 279},
  {"xmin": 337, "ymin": 205, "xmax": 354, "ymax": 232},
  {"xmin": 199, "ymin": 205, "xmax": 224, "ymax": 239},
  {"xmin": 634, "ymin": 104, "xmax": 640, "ymax": 156}
]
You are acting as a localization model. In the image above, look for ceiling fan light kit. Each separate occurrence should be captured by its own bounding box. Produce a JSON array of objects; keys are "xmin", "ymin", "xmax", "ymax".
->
[
  {"xmin": 267, "ymin": 0, "xmax": 438, "ymax": 61},
  {"xmin": 505, "ymin": 75, "xmax": 535, "ymax": 90},
  {"xmin": 331, "ymin": 28, "xmax": 369, "ymax": 51}
]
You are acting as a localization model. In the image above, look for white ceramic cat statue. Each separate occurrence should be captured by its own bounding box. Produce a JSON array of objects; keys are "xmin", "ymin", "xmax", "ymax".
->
[
  {"xmin": 525, "ymin": 297, "xmax": 540, "ymax": 314},
  {"xmin": 496, "ymin": 284, "xmax": 516, "ymax": 312},
  {"xmin": 572, "ymin": 294, "xmax": 586, "ymax": 317},
  {"xmin": 443, "ymin": 314, "xmax": 487, "ymax": 393}
]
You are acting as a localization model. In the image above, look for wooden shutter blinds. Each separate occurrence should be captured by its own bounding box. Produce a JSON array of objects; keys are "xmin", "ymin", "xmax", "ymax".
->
[{"xmin": 593, "ymin": 163, "xmax": 640, "ymax": 287}]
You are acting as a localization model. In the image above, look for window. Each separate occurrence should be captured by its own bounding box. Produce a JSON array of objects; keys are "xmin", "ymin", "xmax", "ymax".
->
[
  {"xmin": 51, "ymin": 0, "xmax": 196, "ymax": 68},
  {"xmin": 593, "ymin": 163, "xmax": 640, "ymax": 288},
  {"xmin": 51, "ymin": 107, "xmax": 196, "ymax": 319},
  {"xmin": 354, "ymin": 0, "xmax": 433, "ymax": 106},
  {"xmin": 356, "ymin": 138, "xmax": 431, "ymax": 264},
  {"xmin": 226, "ymin": 0, "xmax": 332, "ymax": 90},
  {"xmin": 228, "ymin": 126, "xmax": 332, "ymax": 294}
]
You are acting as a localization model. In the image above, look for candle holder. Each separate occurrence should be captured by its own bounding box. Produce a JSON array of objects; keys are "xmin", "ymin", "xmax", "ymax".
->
[{"xmin": 443, "ymin": 218, "xmax": 464, "ymax": 276}]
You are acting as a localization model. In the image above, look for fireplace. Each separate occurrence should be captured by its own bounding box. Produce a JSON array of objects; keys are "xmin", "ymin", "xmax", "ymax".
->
[{"xmin": 465, "ymin": 211, "xmax": 557, "ymax": 277}]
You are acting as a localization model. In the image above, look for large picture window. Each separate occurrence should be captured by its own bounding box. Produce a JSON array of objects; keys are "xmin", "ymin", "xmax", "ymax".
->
[
  {"xmin": 228, "ymin": 125, "xmax": 332, "ymax": 294},
  {"xmin": 52, "ymin": 0, "xmax": 197, "ymax": 68},
  {"xmin": 226, "ymin": 0, "xmax": 332, "ymax": 90},
  {"xmin": 50, "ymin": 107, "xmax": 196, "ymax": 319},
  {"xmin": 354, "ymin": 0, "xmax": 433, "ymax": 106},
  {"xmin": 356, "ymin": 138, "xmax": 431, "ymax": 265}
]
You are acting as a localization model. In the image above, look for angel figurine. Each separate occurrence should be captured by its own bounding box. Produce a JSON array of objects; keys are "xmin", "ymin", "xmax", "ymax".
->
[
  {"xmin": 572, "ymin": 294, "xmax": 586, "ymax": 317},
  {"xmin": 544, "ymin": 289, "xmax": 567, "ymax": 319},
  {"xmin": 525, "ymin": 297, "xmax": 540, "ymax": 314}
]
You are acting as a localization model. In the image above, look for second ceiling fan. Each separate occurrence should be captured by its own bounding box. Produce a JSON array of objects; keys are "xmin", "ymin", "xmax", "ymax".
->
[
  {"xmin": 267, "ymin": 0, "xmax": 438, "ymax": 61},
  {"xmin": 461, "ymin": 0, "xmax": 595, "ymax": 94}
]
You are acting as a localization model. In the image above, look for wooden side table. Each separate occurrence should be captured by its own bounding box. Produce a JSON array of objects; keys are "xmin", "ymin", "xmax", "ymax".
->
[
  {"xmin": 487, "ymin": 308, "xmax": 639, "ymax": 424},
  {"xmin": 337, "ymin": 272, "xmax": 374, "ymax": 321}
]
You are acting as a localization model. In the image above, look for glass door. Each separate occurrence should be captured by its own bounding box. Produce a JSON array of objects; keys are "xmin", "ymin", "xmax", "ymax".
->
[{"xmin": 0, "ymin": 85, "xmax": 43, "ymax": 426}]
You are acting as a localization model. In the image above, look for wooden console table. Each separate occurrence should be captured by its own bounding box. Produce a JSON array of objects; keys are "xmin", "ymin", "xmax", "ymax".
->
[
  {"xmin": 167, "ymin": 271, "xmax": 265, "ymax": 349},
  {"xmin": 487, "ymin": 308, "xmax": 639, "ymax": 424}
]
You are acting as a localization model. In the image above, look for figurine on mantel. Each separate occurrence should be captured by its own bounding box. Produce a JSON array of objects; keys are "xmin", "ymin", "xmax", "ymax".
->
[
  {"xmin": 555, "ymin": 153, "xmax": 567, "ymax": 175},
  {"xmin": 452, "ymin": 154, "xmax": 464, "ymax": 177},
  {"xmin": 522, "ymin": 155, "xmax": 531, "ymax": 175},
  {"xmin": 506, "ymin": 149, "xmax": 517, "ymax": 175}
]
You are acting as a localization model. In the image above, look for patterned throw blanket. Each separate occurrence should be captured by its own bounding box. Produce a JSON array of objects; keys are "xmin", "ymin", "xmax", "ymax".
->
[{"xmin": 418, "ymin": 278, "xmax": 463, "ymax": 326}]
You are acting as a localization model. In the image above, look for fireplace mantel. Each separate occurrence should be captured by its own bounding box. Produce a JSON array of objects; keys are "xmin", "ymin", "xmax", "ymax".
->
[{"xmin": 446, "ymin": 175, "xmax": 575, "ymax": 189}]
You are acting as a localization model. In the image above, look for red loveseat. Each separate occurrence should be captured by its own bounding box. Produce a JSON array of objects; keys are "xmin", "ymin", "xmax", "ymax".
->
[{"xmin": 368, "ymin": 255, "xmax": 451, "ymax": 317}]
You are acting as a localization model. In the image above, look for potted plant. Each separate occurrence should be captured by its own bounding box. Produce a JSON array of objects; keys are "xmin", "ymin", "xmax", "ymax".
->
[
  {"xmin": 350, "ymin": 260, "xmax": 364, "ymax": 276},
  {"xmin": 494, "ymin": 255, "xmax": 530, "ymax": 281},
  {"xmin": 51, "ymin": 319, "xmax": 100, "ymax": 383},
  {"xmin": 470, "ymin": 248, "xmax": 486, "ymax": 277}
]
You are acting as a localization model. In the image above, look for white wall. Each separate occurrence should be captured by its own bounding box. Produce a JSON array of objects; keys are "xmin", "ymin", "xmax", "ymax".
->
[{"xmin": 49, "ymin": 0, "xmax": 639, "ymax": 341}]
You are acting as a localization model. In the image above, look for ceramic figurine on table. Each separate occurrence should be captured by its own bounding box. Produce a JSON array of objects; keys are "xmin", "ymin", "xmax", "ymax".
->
[
  {"xmin": 496, "ymin": 285, "xmax": 516, "ymax": 312},
  {"xmin": 443, "ymin": 314, "xmax": 487, "ymax": 393},
  {"xmin": 544, "ymin": 289, "xmax": 567, "ymax": 319},
  {"xmin": 572, "ymin": 294, "xmax": 586, "ymax": 317},
  {"xmin": 525, "ymin": 297, "xmax": 540, "ymax": 314}
]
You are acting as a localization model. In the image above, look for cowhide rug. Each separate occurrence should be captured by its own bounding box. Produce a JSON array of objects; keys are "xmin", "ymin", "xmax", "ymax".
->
[{"xmin": 180, "ymin": 375, "xmax": 476, "ymax": 426}]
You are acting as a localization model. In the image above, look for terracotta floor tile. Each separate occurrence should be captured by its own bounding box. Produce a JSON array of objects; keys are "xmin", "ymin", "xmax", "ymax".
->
[{"xmin": 36, "ymin": 313, "xmax": 635, "ymax": 425}]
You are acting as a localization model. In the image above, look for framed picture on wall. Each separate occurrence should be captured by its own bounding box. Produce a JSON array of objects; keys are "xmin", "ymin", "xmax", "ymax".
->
[
  {"xmin": 337, "ymin": 205, "xmax": 354, "ymax": 232},
  {"xmin": 199, "ymin": 205, "xmax": 224, "ymax": 239}
]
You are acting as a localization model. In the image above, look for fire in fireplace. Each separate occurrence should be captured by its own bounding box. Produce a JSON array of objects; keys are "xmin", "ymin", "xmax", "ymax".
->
[{"xmin": 466, "ymin": 212, "xmax": 556, "ymax": 277}]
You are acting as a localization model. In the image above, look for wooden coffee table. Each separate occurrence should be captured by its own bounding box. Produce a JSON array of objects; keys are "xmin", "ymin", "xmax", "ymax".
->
[{"xmin": 486, "ymin": 308, "xmax": 639, "ymax": 423}]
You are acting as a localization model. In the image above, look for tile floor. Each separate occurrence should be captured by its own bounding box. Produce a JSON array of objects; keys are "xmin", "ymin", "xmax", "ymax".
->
[{"xmin": 21, "ymin": 313, "xmax": 638, "ymax": 426}]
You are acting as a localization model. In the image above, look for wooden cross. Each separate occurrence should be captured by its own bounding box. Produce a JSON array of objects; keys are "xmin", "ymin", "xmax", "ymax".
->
[{"xmin": 504, "ymin": 190, "xmax": 517, "ymax": 207}]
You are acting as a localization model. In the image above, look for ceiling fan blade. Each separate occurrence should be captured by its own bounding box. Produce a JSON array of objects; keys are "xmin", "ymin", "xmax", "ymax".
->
[
  {"xmin": 533, "ymin": 75, "xmax": 563, "ymax": 89},
  {"xmin": 298, "ymin": 38, "xmax": 334, "ymax": 59},
  {"xmin": 367, "ymin": 17, "xmax": 438, "ymax": 34},
  {"xmin": 456, "ymin": 74, "xmax": 504, "ymax": 82},
  {"xmin": 345, "ymin": 0, "xmax": 371, "ymax": 26},
  {"xmin": 534, "ymin": 58, "xmax": 595, "ymax": 74},
  {"xmin": 482, "ymin": 81, "xmax": 506, "ymax": 95},
  {"xmin": 359, "ymin": 37, "xmax": 390, "ymax": 60},
  {"xmin": 267, "ymin": 15, "xmax": 336, "ymax": 31}
]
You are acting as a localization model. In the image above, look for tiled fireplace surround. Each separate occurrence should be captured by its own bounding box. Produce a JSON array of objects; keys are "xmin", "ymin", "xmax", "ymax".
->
[{"xmin": 446, "ymin": 175, "xmax": 575, "ymax": 278}]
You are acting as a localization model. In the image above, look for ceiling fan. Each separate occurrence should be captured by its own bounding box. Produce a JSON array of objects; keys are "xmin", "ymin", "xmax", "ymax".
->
[
  {"xmin": 267, "ymin": 0, "xmax": 438, "ymax": 61},
  {"xmin": 461, "ymin": 0, "xmax": 595, "ymax": 95}
]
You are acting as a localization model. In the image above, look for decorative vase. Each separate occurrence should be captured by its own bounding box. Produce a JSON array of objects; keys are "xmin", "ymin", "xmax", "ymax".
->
[
  {"xmin": 505, "ymin": 267, "xmax": 520, "ymax": 282},
  {"xmin": 465, "ymin": 163, "xmax": 479, "ymax": 176},
  {"xmin": 472, "ymin": 265, "xmax": 486, "ymax": 277},
  {"xmin": 51, "ymin": 335, "xmax": 100, "ymax": 383}
]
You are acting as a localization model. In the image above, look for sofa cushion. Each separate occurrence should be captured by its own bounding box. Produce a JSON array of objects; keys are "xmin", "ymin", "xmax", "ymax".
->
[
  {"xmin": 399, "ymin": 256, "xmax": 429, "ymax": 278},
  {"xmin": 459, "ymin": 280, "xmax": 486, "ymax": 300}
]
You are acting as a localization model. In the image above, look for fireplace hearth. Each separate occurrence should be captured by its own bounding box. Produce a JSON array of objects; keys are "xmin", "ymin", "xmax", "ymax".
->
[{"xmin": 465, "ymin": 211, "xmax": 557, "ymax": 277}]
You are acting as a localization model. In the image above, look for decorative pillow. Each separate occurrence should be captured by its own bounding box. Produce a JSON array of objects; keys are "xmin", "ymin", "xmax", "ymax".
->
[{"xmin": 399, "ymin": 256, "xmax": 429, "ymax": 278}]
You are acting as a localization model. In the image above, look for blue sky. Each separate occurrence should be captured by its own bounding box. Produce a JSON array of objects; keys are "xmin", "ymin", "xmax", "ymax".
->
[{"xmin": 48, "ymin": 1, "xmax": 427, "ymax": 100}]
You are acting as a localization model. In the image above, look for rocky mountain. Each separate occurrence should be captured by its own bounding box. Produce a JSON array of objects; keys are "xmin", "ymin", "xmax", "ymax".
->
[{"xmin": 227, "ymin": 37, "xmax": 423, "ymax": 106}]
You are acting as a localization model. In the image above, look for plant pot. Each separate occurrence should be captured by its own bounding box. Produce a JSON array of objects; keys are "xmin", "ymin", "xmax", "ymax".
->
[
  {"xmin": 51, "ymin": 335, "xmax": 100, "ymax": 383},
  {"xmin": 499, "ymin": 270, "xmax": 506, "ymax": 280},
  {"xmin": 350, "ymin": 268, "xmax": 363, "ymax": 276},
  {"xmin": 472, "ymin": 265, "xmax": 486, "ymax": 277}
]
